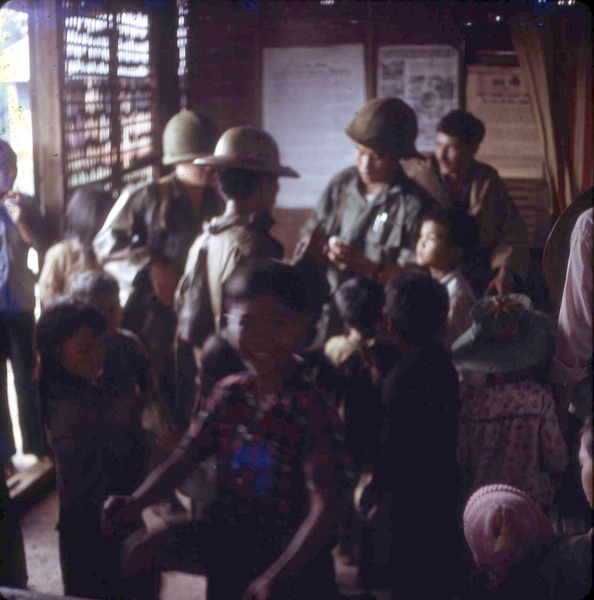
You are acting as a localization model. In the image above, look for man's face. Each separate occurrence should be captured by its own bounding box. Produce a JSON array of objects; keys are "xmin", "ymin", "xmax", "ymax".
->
[
  {"xmin": 226, "ymin": 295, "xmax": 305, "ymax": 379},
  {"xmin": 355, "ymin": 145, "xmax": 400, "ymax": 187},
  {"xmin": 175, "ymin": 162, "xmax": 216, "ymax": 187},
  {"xmin": 435, "ymin": 132, "xmax": 474, "ymax": 180}
]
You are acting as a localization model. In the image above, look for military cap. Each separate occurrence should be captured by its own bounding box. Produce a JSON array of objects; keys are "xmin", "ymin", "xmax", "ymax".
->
[{"xmin": 345, "ymin": 98, "xmax": 420, "ymax": 158}]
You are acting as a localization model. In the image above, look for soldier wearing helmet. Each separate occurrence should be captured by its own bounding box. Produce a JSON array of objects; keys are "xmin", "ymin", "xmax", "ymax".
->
[
  {"xmin": 299, "ymin": 98, "xmax": 437, "ymax": 345},
  {"xmin": 93, "ymin": 111, "xmax": 223, "ymax": 421},
  {"xmin": 174, "ymin": 126, "xmax": 296, "ymax": 419}
]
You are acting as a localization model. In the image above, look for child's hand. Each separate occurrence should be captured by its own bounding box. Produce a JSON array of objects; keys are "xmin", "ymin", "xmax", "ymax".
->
[
  {"xmin": 242, "ymin": 574, "xmax": 272, "ymax": 600},
  {"xmin": 101, "ymin": 494, "xmax": 137, "ymax": 536}
]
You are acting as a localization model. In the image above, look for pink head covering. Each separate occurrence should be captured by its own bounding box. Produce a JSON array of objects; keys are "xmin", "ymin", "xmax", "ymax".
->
[{"xmin": 463, "ymin": 484, "xmax": 555, "ymax": 587}]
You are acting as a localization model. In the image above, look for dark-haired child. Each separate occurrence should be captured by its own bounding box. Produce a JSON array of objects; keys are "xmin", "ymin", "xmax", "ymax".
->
[
  {"xmin": 36, "ymin": 298, "xmax": 147, "ymax": 598},
  {"xmin": 39, "ymin": 185, "xmax": 112, "ymax": 308},
  {"xmin": 538, "ymin": 417, "xmax": 593, "ymax": 599},
  {"xmin": 102, "ymin": 258, "xmax": 341, "ymax": 600},
  {"xmin": 358, "ymin": 271, "xmax": 463, "ymax": 595},
  {"xmin": 416, "ymin": 208, "xmax": 477, "ymax": 347}
]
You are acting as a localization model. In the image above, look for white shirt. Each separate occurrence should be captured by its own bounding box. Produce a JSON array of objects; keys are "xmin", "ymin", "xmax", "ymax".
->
[
  {"xmin": 440, "ymin": 268, "xmax": 476, "ymax": 348},
  {"xmin": 551, "ymin": 208, "xmax": 593, "ymax": 385}
]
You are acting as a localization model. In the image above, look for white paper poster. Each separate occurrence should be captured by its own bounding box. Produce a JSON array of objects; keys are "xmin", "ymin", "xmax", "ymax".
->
[
  {"xmin": 377, "ymin": 45, "xmax": 460, "ymax": 153},
  {"xmin": 466, "ymin": 66, "xmax": 544, "ymax": 179},
  {"xmin": 263, "ymin": 45, "xmax": 366, "ymax": 209}
]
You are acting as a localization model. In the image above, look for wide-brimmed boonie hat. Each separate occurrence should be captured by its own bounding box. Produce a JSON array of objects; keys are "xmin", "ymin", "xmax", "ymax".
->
[
  {"xmin": 451, "ymin": 294, "xmax": 556, "ymax": 374},
  {"xmin": 194, "ymin": 126, "xmax": 299, "ymax": 178},
  {"xmin": 345, "ymin": 98, "xmax": 422, "ymax": 158}
]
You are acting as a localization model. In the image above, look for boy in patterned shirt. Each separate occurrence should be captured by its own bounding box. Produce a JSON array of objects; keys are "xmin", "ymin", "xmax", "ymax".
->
[{"xmin": 102, "ymin": 258, "xmax": 341, "ymax": 600}]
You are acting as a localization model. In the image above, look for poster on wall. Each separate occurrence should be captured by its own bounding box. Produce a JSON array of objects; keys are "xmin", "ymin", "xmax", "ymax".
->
[
  {"xmin": 466, "ymin": 65, "xmax": 544, "ymax": 179},
  {"xmin": 262, "ymin": 44, "xmax": 366, "ymax": 209},
  {"xmin": 377, "ymin": 45, "xmax": 459, "ymax": 153}
]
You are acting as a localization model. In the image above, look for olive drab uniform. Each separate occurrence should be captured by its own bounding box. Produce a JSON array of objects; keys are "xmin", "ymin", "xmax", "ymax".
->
[
  {"xmin": 301, "ymin": 166, "xmax": 437, "ymax": 343},
  {"xmin": 93, "ymin": 173, "xmax": 221, "ymax": 419}
]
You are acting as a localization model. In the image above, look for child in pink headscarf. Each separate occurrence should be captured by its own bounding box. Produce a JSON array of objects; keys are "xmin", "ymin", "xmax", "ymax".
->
[{"xmin": 462, "ymin": 483, "xmax": 556, "ymax": 597}]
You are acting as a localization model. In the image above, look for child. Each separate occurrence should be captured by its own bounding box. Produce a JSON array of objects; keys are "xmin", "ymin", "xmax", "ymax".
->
[
  {"xmin": 357, "ymin": 271, "xmax": 462, "ymax": 596},
  {"xmin": 462, "ymin": 483, "xmax": 556, "ymax": 597},
  {"xmin": 39, "ymin": 186, "xmax": 112, "ymax": 307},
  {"xmin": 415, "ymin": 208, "xmax": 478, "ymax": 347},
  {"xmin": 102, "ymin": 258, "xmax": 341, "ymax": 600},
  {"xmin": 36, "ymin": 298, "xmax": 147, "ymax": 598},
  {"xmin": 324, "ymin": 276, "xmax": 385, "ymax": 471},
  {"xmin": 324, "ymin": 276, "xmax": 384, "ymax": 368},
  {"xmin": 454, "ymin": 295, "xmax": 569, "ymax": 508},
  {"xmin": 537, "ymin": 417, "xmax": 593, "ymax": 599}
]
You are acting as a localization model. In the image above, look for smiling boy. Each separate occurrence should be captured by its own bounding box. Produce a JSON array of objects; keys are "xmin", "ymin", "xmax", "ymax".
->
[{"xmin": 102, "ymin": 259, "xmax": 340, "ymax": 600}]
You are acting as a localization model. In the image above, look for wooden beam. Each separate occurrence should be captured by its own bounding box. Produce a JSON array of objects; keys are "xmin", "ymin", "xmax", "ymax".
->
[{"xmin": 28, "ymin": 0, "xmax": 65, "ymax": 240}]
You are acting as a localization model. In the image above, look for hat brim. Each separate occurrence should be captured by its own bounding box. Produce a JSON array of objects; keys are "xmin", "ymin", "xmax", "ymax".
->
[
  {"xmin": 451, "ymin": 312, "xmax": 555, "ymax": 374},
  {"xmin": 193, "ymin": 154, "xmax": 299, "ymax": 178},
  {"xmin": 162, "ymin": 151, "xmax": 212, "ymax": 166},
  {"xmin": 345, "ymin": 127, "xmax": 422, "ymax": 159}
]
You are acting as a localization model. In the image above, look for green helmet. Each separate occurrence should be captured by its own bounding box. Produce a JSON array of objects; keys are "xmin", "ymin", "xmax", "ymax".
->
[
  {"xmin": 162, "ymin": 111, "xmax": 218, "ymax": 166},
  {"xmin": 345, "ymin": 98, "xmax": 421, "ymax": 158}
]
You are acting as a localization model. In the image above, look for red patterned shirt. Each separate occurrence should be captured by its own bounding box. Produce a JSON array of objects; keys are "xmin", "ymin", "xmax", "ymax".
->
[{"xmin": 182, "ymin": 362, "xmax": 340, "ymax": 541}]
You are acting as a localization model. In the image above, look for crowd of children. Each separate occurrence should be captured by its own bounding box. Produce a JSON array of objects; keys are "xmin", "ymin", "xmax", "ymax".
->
[{"xmin": 1, "ymin": 116, "xmax": 592, "ymax": 600}]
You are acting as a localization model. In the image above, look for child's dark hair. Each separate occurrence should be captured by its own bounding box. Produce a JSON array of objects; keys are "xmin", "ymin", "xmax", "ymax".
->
[
  {"xmin": 383, "ymin": 271, "xmax": 449, "ymax": 345},
  {"xmin": 420, "ymin": 208, "xmax": 480, "ymax": 263},
  {"xmin": 64, "ymin": 186, "xmax": 113, "ymax": 251},
  {"xmin": 437, "ymin": 110, "xmax": 485, "ymax": 152},
  {"xmin": 71, "ymin": 271, "xmax": 119, "ymax": 303},
  {"xmin": 36, "ymin": 297, "xmax": 107, "ymax": 363},
  {"xmin": 219, "ymin": 168, "xmax": 272, "ymax": 201},
  {"xmin": 223, "ymin": 258, "xmax": 309, "ymax": 316},
  {"xmin": 581, "ymin": 416, "xmax": 593, "ymax": 462},
  {"xmin": 335, "ymin": 276, "xmax": 384, "ymax": 338}
]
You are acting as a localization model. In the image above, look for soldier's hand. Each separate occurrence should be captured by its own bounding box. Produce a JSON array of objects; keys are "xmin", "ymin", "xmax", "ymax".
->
[
  {"xmin": 149, "ymin": 260, "xmax": 179, "ymax": 308},
  {"xmin": 292, "ymin": 224, "xmax": 328, "ymax": 265},
  {"xmin": 327, "ymin": 238, "xmax": 379, "ymax": 278},
  {"xmin": 102, "ymin": 495, "xmax": 138, "ymax": 536}
]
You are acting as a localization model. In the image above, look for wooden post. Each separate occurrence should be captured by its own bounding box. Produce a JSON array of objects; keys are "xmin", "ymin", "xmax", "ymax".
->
[{"xmin": 28, "ymin": 0, "xmax": 65, "ymax": 240}]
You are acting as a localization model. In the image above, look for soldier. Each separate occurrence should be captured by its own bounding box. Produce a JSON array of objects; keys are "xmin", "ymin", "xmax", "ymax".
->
[
  {"xmin": 174, "ymin": 126, "xmax": 297, "ymax": 424},
  {"xmin": 401, "ymin": 109, "xmax": 529, "ymax": 296},
  {"xmin": 298, "ymin": 98, "xmax": 437, "ymax": 345},
  {"xmin": 93, "ymin": 111, "xmax": 222, "ymax": 420}
]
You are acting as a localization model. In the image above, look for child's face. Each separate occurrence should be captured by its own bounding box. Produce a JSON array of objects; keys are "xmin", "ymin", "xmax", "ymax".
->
[
  {"xmin": 90, "ymin": 292, "xmax": 122, "ymax": 335},
  {"xmin": 415, "ymin": 219, "xmax": 454, "ymax": 270},
  {"xmin": 61, "ymin": 325, "xmax": 105, "ymax": 380},
  {"xmin": 578, "ymin": 431, "xmax": 593, "ymax": 508},
  {"xmin": 226, "ymin": 295, "xmax": 305, "ymax": 379}
]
